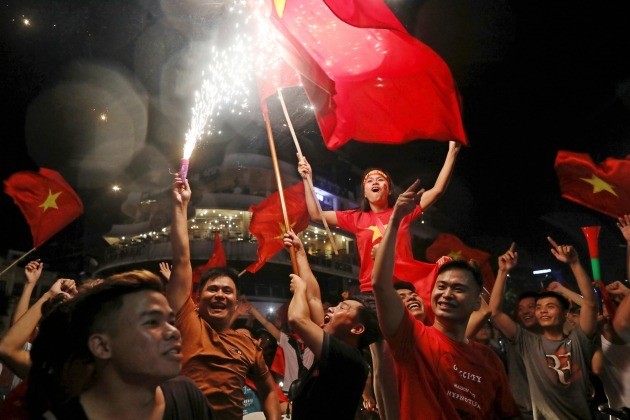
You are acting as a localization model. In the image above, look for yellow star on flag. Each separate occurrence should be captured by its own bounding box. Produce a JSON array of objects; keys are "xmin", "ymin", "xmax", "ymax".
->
[
  {"xmin": 579, "ymin": 174, "xmax": 618, "ymax": 197},
  {"xmin": 447, "ymin": 250, "xmax": 463, "ymax": 260},
  {"xmin": 274, "ymin": 221, "xmax": 297, "ymax": 240},
  {"xmin": 39, "ymin": 189, "xmax": 62, "ymax": 211},
  {"xmin": 366, "ymin": 224, "xmax": 387, "ymax": 243},
  {"xmin": 273, "ymin": 0, "xmax": 286, "ymax": 18}
]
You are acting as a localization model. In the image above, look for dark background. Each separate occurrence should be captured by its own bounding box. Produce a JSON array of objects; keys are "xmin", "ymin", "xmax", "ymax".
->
[{"xmin": 1, "ymin": 0, "xmax": 629, "ymax": 285}]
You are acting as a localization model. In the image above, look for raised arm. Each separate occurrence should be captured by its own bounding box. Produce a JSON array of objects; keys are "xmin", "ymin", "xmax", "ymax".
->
[
  {"xmin": 166, "ymin": 176, "xmax": 192, "ymax": 313},
  {"xmin": 372, "ymin": 180, "xmax": 423, "ymax": 337},
  {"xmin": 465, "ymin": 294, "xmax": 491, "ymax": 339},
  {"xmin": 618, "ymin": 215, "xmax": 630, "ymax": 281},
  {"xmin": 489, "ymin": 243, "xmax": 519, "ymax": 340},
  {"xmin": 547, "ymin": 281, "xmax": 584, "ymax": 307},
  {"xmin": 419, "ymin": 141, "xmax": 461, "ymax": 211},
  {"xmin": 11, "ymin": 260, "xmax": 43, "ymax": 325},
  {"xmin": 548, "ymin": 236, "xmax": 598, "ymax": 338},
  {"xmin": 0, "ymin": 279, "xmax": 77, "ymax": 378},
  {"xmin": 288, "ymin": 274, "xmax": 324, "ymax": 358},
  {"xmin": 297, "ymin": 155, "xmax": 337, "ymax": 226},
  {"xmin": 284, "ymin": 230, "xmax": 325, "ymax": 325},
  {"xmin": 245, "ymin": 298, "xmax": 282, "ymax": 341}
]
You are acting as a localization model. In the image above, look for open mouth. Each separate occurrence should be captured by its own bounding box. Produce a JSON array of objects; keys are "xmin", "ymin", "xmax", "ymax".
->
[
  {"xmin": 209, "ymin": 302, "xmax": 227, "ymax": 310},
  {"xmin": 371, "ymin": 186, "xmax": 380, "ymax": 192},
  {"xmin": 407, "ymin": 302, "xmax": 422, "ymax": 311},
  {"xmin": 323, "ymin": 313, "xmax": 331, "ymax": 324},
  {"xmin": 163, "ymin": 345, "xmax": 183, "ymax": 359},
  {"xmin": 437, "ymin": 301, "xmax": 454, "ymax": 310}
]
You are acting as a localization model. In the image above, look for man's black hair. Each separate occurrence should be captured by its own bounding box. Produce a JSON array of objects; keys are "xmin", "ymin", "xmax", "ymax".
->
[
  {"xmin": 437, "ymin": 259, "xmax": 484, "ymax": 290},
  {"xmin": 199, "ymin": 266, "xmax": 240, "ymax": 294},
  {"xmin": 536, "ymin": 291, "xmax": 570, "ymax": 311},
  {"xmin": 352, "ymin": 295, "xmax": 382, "ymax": 349},
  {"xmin": 393, "ymin": 281, "xmax": 416, "ymax": 293}
]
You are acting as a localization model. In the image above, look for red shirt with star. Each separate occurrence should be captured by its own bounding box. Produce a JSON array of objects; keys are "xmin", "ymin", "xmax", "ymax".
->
[{"xmin": 335, "ymin": 205, "xmax": 422, "ymax": 292}]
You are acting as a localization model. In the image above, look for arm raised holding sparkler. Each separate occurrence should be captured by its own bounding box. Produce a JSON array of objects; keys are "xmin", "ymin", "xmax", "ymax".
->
[{"xmin": 167, "ymin": 176, "xmax": 192, "ymax": 313}]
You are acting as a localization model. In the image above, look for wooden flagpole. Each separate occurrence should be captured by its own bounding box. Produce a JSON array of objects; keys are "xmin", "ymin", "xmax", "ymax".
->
[
  {"xmin": 264, "ymin": 115, "xmax": 299, "ymax": 275},
  {"xmin": 0, "ymin": 248, "xmax": 37, "ymax": 278},
  {"xmin": 277, "ymin": 88, "xmax": 338, "ymax": 255}
]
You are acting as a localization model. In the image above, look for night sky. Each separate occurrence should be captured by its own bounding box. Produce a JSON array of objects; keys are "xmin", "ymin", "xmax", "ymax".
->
[{"xmin": 1, "ymin": 0, "xmax": 629, "ymax": 283}]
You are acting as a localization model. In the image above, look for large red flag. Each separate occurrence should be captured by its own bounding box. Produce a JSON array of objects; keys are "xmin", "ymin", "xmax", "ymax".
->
[
  {"xmin": 3, "ymin": 168, "xmax": 84, "ymax": 248},
  {"xmin": 192, "ymin": 232, "xmax": 227, "ymax": 284},
  {"xmin": 555, "ymin": 151, "xmax": 630, "ymax": 218},
  {"xmin": 266, "ymin": 0, "xmax": 467, "ymax": 150},
  {"xmin": 426, "ymin": 233, "xmax": 495, "ymax": 293},
  {"xmin": 246, "ymin": 183, "xmax": 310, "ymax": 273}
]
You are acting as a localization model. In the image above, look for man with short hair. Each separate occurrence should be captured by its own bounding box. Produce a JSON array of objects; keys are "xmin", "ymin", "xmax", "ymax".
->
[
  {"xmin": 284, "ymin": 230, "xmax": 380, "ymax": 419},
  {"xmin": 393, "ymin": 281, "xmax": 427, "ymax": 323},
  {"xmin": 490, "ymin": 237, "xmax": 598, "ymax": 419},
  {"xmin": 49, "ymin": 270, "xmax": 210, "ymax": 419},
  {"xmin": 372, "ymin": 181, "xmax": 519, "ymax": 419},
  {"xmin": 167, "ymin": 177, "xmax": 280, "ymax": 419}
]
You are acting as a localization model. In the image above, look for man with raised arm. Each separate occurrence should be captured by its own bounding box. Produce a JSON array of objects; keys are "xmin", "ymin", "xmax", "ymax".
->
[
  {"xmin": 372, "ymin": 181, "xmax": 518, "ymax": 419},
  {"xmin": 166, "ymin": 176, "xmax": 280, "ymax": 420},
  {"xmin": 490, "ymin": 237, "xmax": 599, "ymax": 419},
  {"xmin": 284, "ymin": 231, "xmax": 380, "ymax": 419}
]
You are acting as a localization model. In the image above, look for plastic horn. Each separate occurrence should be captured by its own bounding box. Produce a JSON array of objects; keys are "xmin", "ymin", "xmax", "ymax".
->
[
  {"xmin": 581, "ymin": 226, "xmax": 616, "ymax": 317},
  {"xmin": 179, "ymin": 158, "xmax": 189, "ymax": 180}
]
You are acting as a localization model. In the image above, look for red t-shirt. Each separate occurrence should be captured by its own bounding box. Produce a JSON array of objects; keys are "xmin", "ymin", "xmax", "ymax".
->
[
  {"xmin": 336, "ymin": 206, "xmax": 422, "ymax": 292},
  {"xmin": 387, "ymin": 311, "xmax": 519, "ymax": 419}
]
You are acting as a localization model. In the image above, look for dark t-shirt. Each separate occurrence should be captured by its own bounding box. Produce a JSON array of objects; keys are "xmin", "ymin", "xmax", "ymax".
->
[
  {"xmin": 292, "ymin": 333, "xmax": 368, "ymax": 420},
  {"xmin": 50, "ymin": 376, "xmax": 212, "ymax": 420}
]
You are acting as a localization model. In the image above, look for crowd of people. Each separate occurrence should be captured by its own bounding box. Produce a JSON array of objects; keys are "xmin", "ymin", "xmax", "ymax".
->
[{"xmin": 0, "ymin": 151, "xmax": 629, "ymax": 419}]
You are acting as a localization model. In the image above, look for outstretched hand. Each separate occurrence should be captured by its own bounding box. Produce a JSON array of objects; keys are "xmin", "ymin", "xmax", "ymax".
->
[
  {"xmin": 297, "ymin": 154, "xmax": 312, "ymax": 180},
  {"xmin": 617, "ymin": 215, "xmax": 630, "ymax": 242},
  {"xmin": 172, "ymin": 176, "xmax": 191, "ymax": 206},
  {"xmin": 498, "ymin": 242, "xmax": 518, "ymax": 271},
  {"xmin": 392, "ymin": 180, "xmax": 424, "ymax": 223},
  {"xmin": 24, "ymin": 259, "xmax": 43, "ymax": 285},
  {"xmin": 283, "ymin": 230, "xmax": 304, "ymax": 253},
  {"xmin": 547, "ymin": 236, "xmax": 579, "ymax": 264},
  {"xmin": 159, "ymin": 262, "xmax": 171, "ymax": 281}
]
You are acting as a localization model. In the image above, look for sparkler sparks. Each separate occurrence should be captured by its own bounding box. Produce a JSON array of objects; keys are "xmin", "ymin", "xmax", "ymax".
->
[{"xmin": 181, "ymin": 0, "xmax": 307, "ymax": 161}]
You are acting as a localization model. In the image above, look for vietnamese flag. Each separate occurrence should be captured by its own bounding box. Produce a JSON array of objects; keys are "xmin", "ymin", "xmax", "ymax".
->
[
  {"xmin": 192, "ymin": 232, "xmax": 227, "ymax": 284},
  {"xmin": 246, "ymin": 183, "xmax": 310, "ymax": 273},
  {"xmin": 266, "ymin": 0, "xmax": 467, "ymax": 150},
  {"xmin": 3, "ymin": 168, "xmax": 83, "ymax": 248},
  {"xmin": 555, "ymin": 151, "xmax": 630, "ymax": 218},
  {"xmin": 426, "ymin": 233, "xmax": 496, "ymax": 293}
]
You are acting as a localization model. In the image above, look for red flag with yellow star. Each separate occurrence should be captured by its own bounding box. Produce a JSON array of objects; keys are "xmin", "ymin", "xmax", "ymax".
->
[
  {"xmin": 3, "ymin": 168, "xmax": 83, "ymax": 248},
  {"xmin": 555, "ymin": 151, "xmax": 630, "ymax": 218},
  {"xmin": 246, "ymin": 182, "xmax": 310, "ymax": 273},
  {"xmin": 425, "ymin": 233, "xmax": 496, "ymax": 292}
]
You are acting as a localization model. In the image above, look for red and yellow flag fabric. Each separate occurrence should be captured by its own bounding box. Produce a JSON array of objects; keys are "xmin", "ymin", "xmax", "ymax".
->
[
  {"xmin": 426, "ymin": 233, "xmax": 496, "ymax": 293},
  {"xmin": 3, "ymin": 168, "xmax": 83, "ymax": 248},
  {"xmin": 555, "ymin": 150, "xmax": 630, "ymax": 218},
  {"xmin": 265, "ymin": 0, "xmax": 467, "ymax": 150},
  {"xmin": 246, "ymin": 183, "xmax": 310, "ymax": 273}
]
